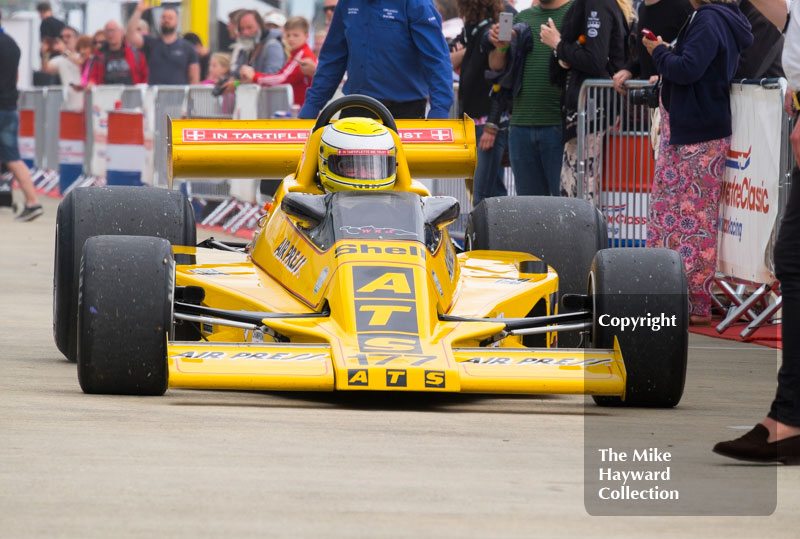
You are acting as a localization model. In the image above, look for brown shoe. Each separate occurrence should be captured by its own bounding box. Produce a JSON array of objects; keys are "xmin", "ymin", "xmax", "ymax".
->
[
  {"xmin": 713, "ymin": 424, "xmax": 800, "ymax": 464},
  {"xmin": 690, "ymin": 314, "xmax": 712, "ymax": 326}
]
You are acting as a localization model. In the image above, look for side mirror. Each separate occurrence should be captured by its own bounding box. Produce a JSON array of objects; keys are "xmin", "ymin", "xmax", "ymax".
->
[
  {"xmin": 281, "ymin": 192, "xmax": 328, "ymax": 229},
  {"xmin": 422, "ymin": 196, "xmax": 460, "ymax": 229}
]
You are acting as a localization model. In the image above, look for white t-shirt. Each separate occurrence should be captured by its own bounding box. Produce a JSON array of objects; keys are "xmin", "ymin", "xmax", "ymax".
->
[
  {"xmin": 783, "ymin": 0, "xmax": 800, "ymax": 90},
  {"xmin": 50, "ymin": 54, "xmax": 83, "ymax": 111}
]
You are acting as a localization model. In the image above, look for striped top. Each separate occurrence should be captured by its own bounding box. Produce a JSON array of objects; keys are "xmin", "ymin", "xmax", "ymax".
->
[{"xmin": 511, "ymin": 3, "xmax": 572, "ymax": 127}]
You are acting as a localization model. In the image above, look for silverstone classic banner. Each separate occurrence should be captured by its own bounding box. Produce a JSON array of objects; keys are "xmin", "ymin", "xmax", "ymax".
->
[{"xmin": 717, "ymin": 83, "xmax": 783, "ymax": 284}]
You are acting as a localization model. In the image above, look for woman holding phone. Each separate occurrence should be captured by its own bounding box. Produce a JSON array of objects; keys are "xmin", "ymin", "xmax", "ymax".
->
[
  {"xmin": 452, "ymin": 0, "xmax": 515, "ymax": 206},
  {"xmin": 643, "ymin": 0, "xmax": 752, "ymax": 325}
]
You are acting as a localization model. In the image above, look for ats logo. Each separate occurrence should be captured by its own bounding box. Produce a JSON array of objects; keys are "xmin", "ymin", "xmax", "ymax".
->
[
  {"xmin": 353, "ymin": 266, "xmax": 422, "ymax": 354},
  {"xmin": 725, "ymin": 146, "xmax": 751, "ymax": 170}
]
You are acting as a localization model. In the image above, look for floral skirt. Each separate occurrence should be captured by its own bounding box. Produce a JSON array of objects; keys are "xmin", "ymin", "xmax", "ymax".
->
[
  {"xmin": 561, "ymin": 133, "xmax": 603, "ymax": 202},
  {"xmin": 646, "ymin": 106, "xmax": 730, "ymax": 316}
]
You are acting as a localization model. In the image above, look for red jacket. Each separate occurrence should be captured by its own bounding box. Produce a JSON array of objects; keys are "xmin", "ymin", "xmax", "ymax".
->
[
  {"xmin": 253, "ymin": 43, "xmax": 316, "ymax": 106},
  {"xmin": 88, "ymin": 41, "xmax": 148, "ymax": 85}
]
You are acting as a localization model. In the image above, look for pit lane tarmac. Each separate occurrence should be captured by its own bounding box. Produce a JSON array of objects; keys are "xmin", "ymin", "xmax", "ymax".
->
[{"xmin": 1, "ymin": 196, "xmax": 798, "ymax": 537}]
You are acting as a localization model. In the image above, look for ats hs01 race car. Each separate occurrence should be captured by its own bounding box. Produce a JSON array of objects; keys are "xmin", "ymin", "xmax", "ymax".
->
[{"xmin": 53, "ymin": 96, "xmax": 688, "ymax": 407}]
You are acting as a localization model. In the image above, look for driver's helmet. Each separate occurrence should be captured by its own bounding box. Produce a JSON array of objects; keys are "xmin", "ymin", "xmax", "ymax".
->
[{"xmin": 318, "ymin": 118, "xmax": 397, "ymax": 192}]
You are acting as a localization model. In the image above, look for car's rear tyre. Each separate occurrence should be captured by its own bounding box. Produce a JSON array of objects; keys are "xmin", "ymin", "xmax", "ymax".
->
[
  {"xmin": 54, "ymin": 186, "xmax": 195, "ymax": 362},
  {"xmin": 465, "ymin": 196, "xmax": 607, "ymax": 347},
  {"xmin": 78, "ymin": 236, "xmax": 173, "ymax": 395},
  {"xmin": 590, "ymin": 248, "xmax": 688, "ymax": 408}
]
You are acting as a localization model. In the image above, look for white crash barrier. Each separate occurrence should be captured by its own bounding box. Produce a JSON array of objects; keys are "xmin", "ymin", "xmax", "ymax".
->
[
  {"xmin": 577, "ymin": 78, "xmax": 794, "ymax": 339},
  {"xmin": 713, "ymin": 80, "xmax": 790, "ymax": 337},
  {"xmin": 718, "ymin": 82, "xmax": 784, "ymax": 284}
]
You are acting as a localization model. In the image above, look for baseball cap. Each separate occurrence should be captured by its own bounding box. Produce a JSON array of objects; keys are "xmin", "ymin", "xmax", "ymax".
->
[{"xmin": 263, "ymin": 10, "xmax": 287, "ymax": 27}]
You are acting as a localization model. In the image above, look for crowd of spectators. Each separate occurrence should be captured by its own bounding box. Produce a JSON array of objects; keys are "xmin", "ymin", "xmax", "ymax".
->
[
  {"xmin": 29, "ymin": 1, "xmax": 327, "ymax": 109},
  {"xmin": 4, "ymin": 0, "xmax": 787, "ymax": 237}
]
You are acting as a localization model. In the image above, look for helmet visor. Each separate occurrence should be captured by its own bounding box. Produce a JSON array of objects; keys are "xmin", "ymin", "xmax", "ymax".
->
[{"xmin": 327, "ymin": 150, "xmax": 396, "ymax": 181}]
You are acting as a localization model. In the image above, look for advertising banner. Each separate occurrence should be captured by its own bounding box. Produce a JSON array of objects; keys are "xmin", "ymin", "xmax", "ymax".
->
[
  {"xmin": 600, "ymin": 191, "xmax": 649, "ymax": 246},
  {"xmin": 717, "ymin": 83, "xmax": 783, "ymax": 283}
]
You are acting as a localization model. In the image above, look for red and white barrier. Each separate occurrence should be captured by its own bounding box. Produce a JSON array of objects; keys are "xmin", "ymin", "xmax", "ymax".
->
[
  {"xmin": 18, "ymin": 109, "xmax": 37, "ymax": 171},
  {"xmin": 58, "ymin": 111, "xmax": 85, "ymax": 194},
  {"xmin": 600, "ymin": 134, "xmax": 656, "ymax": 247},
  {"xmin": 106, "ymin": 111, "xmax": 146, "ymax": 186}
]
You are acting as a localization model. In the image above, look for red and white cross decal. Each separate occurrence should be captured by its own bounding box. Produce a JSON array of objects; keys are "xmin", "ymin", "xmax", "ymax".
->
[
  {"xmin": 184, "ymin": 130, "xmax": 205, "ymax": 141},
  {"xmin": 180, "ymin": 128, "xmax": 455, "ymax": 144},
  {"xmin": 396, "ymin": 128, "xmax": 454, "ymax": 143}
]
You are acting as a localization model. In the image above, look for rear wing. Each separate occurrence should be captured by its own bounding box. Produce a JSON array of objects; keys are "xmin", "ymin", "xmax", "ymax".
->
[{"xmin": 167, "ymin": 117, "xmax": 476, "ymax": 187}]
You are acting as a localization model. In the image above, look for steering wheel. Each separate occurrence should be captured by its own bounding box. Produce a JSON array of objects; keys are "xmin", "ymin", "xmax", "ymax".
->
[{"xmin": 312, "ymin": 94, "xmax": 398, "ymax": 133}]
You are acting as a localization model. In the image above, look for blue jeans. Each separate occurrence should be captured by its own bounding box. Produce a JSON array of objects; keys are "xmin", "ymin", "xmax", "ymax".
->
[
  {"xmin": 472, "ymin": 122, "xmax": 508, "ymax": 207},
  {"xmin": 0, "ymin": 110, "xmax": 21, "ymax": 163},
  {"xmin": 509, "ymin": 125, "xmax": 563, "ymax": 196}
]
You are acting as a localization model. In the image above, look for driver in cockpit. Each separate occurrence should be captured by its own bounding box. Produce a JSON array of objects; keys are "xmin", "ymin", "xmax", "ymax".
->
[{"xmin": 317, "ymin": 117, "xmax": 397, "ymax": 192}]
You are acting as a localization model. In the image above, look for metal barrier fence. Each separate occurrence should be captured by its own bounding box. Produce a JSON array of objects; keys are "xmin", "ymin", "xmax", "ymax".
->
[
  {"xmin": 577, "ymin": 79, "xmax": 656, "ymax": 246},
  {"xmin": 17, "ymin": 87, "xmax": 61, "ymax": 191},
  {"xmin": 19, "ymin": 88, "xmax": 46, "ymax": 170},
  {"xmin": 150, "ymin": 86, "xmax": 188, "ymax": 188},
  {"xmin": 16, "ymin": 83, "xmax": 293, "ymax": 238},
  {"xmin": 256, "ymin": 85, "xmax": 294, "ymax": 119},
  {"xmin": 576, "ymin": 78, "xmax": 793, "ymax": 338},
  {"xmin": 43, "ymin": 87, "xmax": 63, "ymax": 171}
]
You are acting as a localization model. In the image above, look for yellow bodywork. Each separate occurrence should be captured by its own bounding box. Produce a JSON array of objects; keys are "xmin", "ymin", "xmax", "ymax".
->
[{"xmin": 166, "ymin": 116, "xmax": 627, "ymax": 397}]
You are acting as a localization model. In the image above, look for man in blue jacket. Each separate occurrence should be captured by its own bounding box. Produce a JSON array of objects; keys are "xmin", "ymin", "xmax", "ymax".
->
[{"xmin": 298, "ymin": 0, "xmax": 454, "ymax": 120}]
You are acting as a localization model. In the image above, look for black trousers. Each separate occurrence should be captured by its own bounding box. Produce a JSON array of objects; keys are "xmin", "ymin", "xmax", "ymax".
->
[
  {"xmin": 339, "ymin": 98, "xmax": 427, "ymax": 120},
  {"xmin": 770, "ymin": 166, "xmax": 800, "ymax": 426}
]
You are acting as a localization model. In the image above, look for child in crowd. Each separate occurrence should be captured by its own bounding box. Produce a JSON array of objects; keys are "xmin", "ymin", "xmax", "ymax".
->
[
  {"xmin": 238, "ymin": 16, "xmax": 316, "ymax": 107},
  {"xmin": 75, "ymin": 35, "xmax": 94, "ymax": 88},
  {"xmin": 202, "ymin": 52, "xmax": 231, "ymax": 85},
  {"xmin": 201, "ymin": 52, "xmax": 234, "ymax": 114}
]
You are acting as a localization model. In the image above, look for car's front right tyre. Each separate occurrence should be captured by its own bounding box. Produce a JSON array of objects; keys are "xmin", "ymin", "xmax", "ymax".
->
[{"xmin": 77, "ymin": 235, "xmax": 174, "ymax": 396}]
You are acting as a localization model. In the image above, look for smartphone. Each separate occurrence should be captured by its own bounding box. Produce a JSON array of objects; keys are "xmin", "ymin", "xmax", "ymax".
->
[
  {"xmin": 498, "ymin": 12, "xmax": 513, "ymax": 42},
  {"xmin": 641, "ymin": 28, "xmax": 657, "ymax": 41}
]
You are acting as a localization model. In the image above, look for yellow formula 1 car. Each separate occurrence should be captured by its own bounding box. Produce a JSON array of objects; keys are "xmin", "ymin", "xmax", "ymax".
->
[{"xmin": 53, "ymin": 95, "xmax": 688, "ymax": 407}]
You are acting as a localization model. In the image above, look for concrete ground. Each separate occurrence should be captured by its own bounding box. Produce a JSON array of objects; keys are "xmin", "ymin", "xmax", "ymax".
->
[{"xmin": 1, "ymin": 194, "xmax": 798, "ymax": 538}]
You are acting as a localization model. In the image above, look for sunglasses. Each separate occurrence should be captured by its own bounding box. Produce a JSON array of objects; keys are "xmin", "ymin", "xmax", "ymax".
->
[{"xmin": 323, "ymin": 6, "xmax": 336, "ymax": 12}]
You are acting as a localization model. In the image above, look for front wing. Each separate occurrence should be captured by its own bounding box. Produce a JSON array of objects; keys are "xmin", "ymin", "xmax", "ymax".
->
[{"xmin": 167, "ymin": 339, "xmax": 626, "ymax": 397}]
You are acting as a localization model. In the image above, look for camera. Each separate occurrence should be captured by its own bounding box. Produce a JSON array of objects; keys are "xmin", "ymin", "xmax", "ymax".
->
[
  {"xmin": 447, "ymin": 30, "xmax": 466, "ymax": 52},
  {"xmin": 212, "ymin": 76, "xmax": 230, "ymax": 97},
  {"xmin": 629, "ymin": 80, "xmax": 661, "ymax": 109}
]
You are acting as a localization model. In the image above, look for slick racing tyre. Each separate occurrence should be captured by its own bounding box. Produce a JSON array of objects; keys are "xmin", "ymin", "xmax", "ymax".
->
[
  {"xmin": 54, "ymin": 186, "xmax": 195, "ymax": 362},
  {"xmin": 590, "ymin": 248, "xmax": 688, "ymax": 408},
  {"xmin": 465, "ymin": 196, "xmax": 606, "ymax": 347},
  {"xmin": 77, "ymin": 236, "xmax": 173, "ymax": 395}
]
